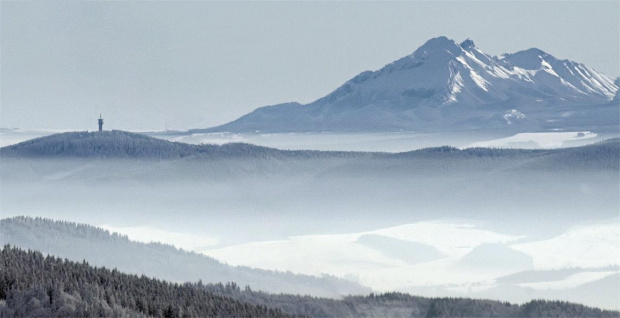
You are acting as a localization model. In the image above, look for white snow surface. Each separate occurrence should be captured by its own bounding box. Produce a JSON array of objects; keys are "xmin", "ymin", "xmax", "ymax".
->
[
  {"xmin": 467, "ymin": 131, "xmax": 598, "ymax": 148},
  {"xmin": 513, "ymin": 222, "xmax": 620, "ymax": 270},
  {"xmin": 192, "ymin": 220, "xmax": 619, "ymax": 302}
]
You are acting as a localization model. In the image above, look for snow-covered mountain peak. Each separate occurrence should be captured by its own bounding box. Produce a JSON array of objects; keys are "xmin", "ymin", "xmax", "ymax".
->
[
  {"xmin": 319, "ymin": 37, "xmax": 617, "ymax": 110},
  {"xmin": 501, "ymin": 48, "xmax": 554, "ymax": 70},
  {"xmin": 499, "ymin": 48, "xmax": 618, "ymax": 99},
  {"xmin": 412, "ymin": 36, "xmax": 464, "ymax": 60},
  {"xmin": 460, "ymin": 38, "xmax": 476, "ymax": 50},
  {"xmin": 205, "ymin": 36, "xmax": 619, "ymax": 133}
]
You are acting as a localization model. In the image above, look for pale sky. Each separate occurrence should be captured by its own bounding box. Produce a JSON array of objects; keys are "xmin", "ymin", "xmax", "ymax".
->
[{"xmin": 1, "ymin": 1, "xmax": 618, "ymax": 131}]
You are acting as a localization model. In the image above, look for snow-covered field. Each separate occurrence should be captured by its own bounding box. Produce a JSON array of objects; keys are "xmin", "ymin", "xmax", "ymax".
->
[
  {"xmin": 467, "ymin": 131, "xmax": 599, "ymax": 149},
  {"xmin": 104, "ymin": 218, "xmax": 620, "ymax": 309},
  {"xmin": 161, "ymin": 131, "xmax": 474, "ymax": 152},
  {"xmin": 159, "ymin": 131, "xmax": 609, "ymax": 152}
]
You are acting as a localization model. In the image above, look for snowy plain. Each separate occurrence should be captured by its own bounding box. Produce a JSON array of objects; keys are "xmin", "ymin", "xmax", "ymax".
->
[{"xmin": 102, "ymin": 219, "xmax": 620, "ymax": 310}]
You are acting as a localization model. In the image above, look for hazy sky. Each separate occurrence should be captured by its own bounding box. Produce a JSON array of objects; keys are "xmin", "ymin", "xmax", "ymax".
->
[{"xmin": 1, "ymin": 1, "xmax": 618, "ymax": 131}]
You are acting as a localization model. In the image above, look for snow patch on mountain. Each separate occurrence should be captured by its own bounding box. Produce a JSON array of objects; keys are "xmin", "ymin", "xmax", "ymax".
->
[{"xmin": 503, "ymin": 109, "xmax": 526, "ymax": 125}]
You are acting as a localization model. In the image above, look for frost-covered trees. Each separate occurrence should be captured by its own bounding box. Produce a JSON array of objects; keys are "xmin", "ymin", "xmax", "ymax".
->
[
  {"xmin": 2, "ymin": 245, "xmax": 618, "ymax": 317},
  {"xmin": 0, "ymin": 245, "xmax": 289, "ymax": 317},
  {"xmin": 0, "ymin": 216, "xmax": 369, "ymax": 297}
]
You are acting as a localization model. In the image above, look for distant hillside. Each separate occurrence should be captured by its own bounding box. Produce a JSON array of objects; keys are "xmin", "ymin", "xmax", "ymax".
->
[
  {"xmin": 0, "ymin": 130, "xmax": 276, "ymax": 159},
  {"xmin": 525, "ymin": 138, "xmax": 620, "ymax": 170},
  {"xmin": 2, "ymin": 245, "xmax": 617, "ymax": 318},
  {"xmin": 193, "ymin": 283, "xmax": 620, "ymax": 317},
  {"xmin": 0, "ymin": 217, "xmax": 370, "ymax": 298},
  {"xmin": 0, "ymin": 246, "xmax": 289, "ymax": 318},
  {"xmin": 0, "ymin": 130, "xmax": 367, "ymax": 160},
  {"xmin": 1, "ymin": 130, "xmax": 618, "ymax": 170},
  {"xmin": 390, "ymin": 138, "xmax": 619, "ymax": 170}
]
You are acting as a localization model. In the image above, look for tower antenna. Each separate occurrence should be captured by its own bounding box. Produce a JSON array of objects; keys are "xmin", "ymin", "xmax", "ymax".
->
[{"xmin": 98, "ymin": 114, "xmax": 104, "ymax": 132}]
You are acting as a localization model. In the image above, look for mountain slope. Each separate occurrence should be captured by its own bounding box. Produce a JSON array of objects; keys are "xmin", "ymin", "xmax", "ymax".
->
[
  {"xmin": 0, "ymin": 246, "xmax": 289, "ymax": 318},
  {"xmin": 201, "ymin": 37, "xmax": 618, "ymax": 133},
  {"xmin": 0, "ymin": 217, "xmax": 370, "ymax": 298}
]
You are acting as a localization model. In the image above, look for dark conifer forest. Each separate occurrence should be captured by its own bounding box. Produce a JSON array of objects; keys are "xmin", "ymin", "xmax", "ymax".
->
[
  {"xmin": 0, "ymin": 246, "xmax": 290, "ymax": 317},
  {"xmin": 2, "ymin": 245, "xmax": 618, "ymax": 317},
  {"xmin": 0, "ymin": 216, "xmax": 369, "ymax": 298}
]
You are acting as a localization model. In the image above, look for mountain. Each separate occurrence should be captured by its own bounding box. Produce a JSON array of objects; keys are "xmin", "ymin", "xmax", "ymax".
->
[
  {"xmin": 0, "ymin": 217, "xmax": 370, "ymax": 298},
  {"xmin": 199, "ymin": 37, "xmax": 618, "ymax": 133}
]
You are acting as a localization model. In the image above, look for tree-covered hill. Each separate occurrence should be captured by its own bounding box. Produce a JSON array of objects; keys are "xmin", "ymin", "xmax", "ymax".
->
[
  {"xmin": 2, "ymin": 245, "xmax": 618, "ymax": 318},
  {"xmin": 0, "ymin": 217, "xmax": 370, "ymax": 298},
  {"xmin": 0, "ymin": 130, "xmax": 275, "ymax": 159},
  {"xmin": 0, "ymin": 130, "xmax": 369, "ymax": 160},
  {"xmin": 1, "ymin": 130, "xmax": 617, "ymax": 168},
  {"xmin": 0, "ymin": 245, "xmax": 290, "ymax": 317},
  {"xmin": 524, "ymin": 138, "xmax": 620, "ymax": 170},
  {"xmin": 201, "ymin": 283, "xmax": 620, "ymax": 317}
]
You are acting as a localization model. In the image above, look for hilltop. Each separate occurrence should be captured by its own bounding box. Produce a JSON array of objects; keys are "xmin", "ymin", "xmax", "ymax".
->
[
  {"xmin": 0, "ymin": 130, "xmax": 281, "ymax": 159},
  {"xmin": 0, "ymin": 130, "xmax": 377, "ymax": 160}
]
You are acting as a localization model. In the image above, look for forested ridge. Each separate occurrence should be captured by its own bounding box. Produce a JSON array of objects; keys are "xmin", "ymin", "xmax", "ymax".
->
[
  {"xmin": 202, "ymin": 283, "xmax": 620, "ymax": 318},
  {"xmin": 0, "ymin": 131, "xmax": 365, "ymax": 160},
  {"xmin": 2, "ymin": 245, "xmax": 618, "ymax": 318},
  {"xmin": 0, "ymin": 246, "xmax": 290, "ymax": 317},
  {"xmin": 0, "ymin": 217, "xmax": 370, "ymax": 297},
  {"xmin": 1, "ymin": 130, "xmax": 618, "ymax": 168}
]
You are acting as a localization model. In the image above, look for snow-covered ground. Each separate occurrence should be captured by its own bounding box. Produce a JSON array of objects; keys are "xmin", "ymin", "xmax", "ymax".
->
[
  {"xmin": 162, "ymin": 131, "xmax": 611, "ymax": 151},
  {"xmin": 103, "ymin": 218, "xmax": 620, "ymax": 309},
  {"xmin": 467, "ymin": 131, "xmax": 599, "ymax": 149},
  {"xmin": 160, "ymin": 131, "xmax": 481, "ymax": 152}
]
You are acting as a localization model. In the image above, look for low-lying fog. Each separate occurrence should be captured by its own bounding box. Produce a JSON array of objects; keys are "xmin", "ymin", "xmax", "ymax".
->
[
  {"xmin": 158, "ymin": 131, "xmax": 608, "ymax": 151},
  {"xmin": 1, "ymin": 130, "xmax": 618, "ymax": 309}
]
